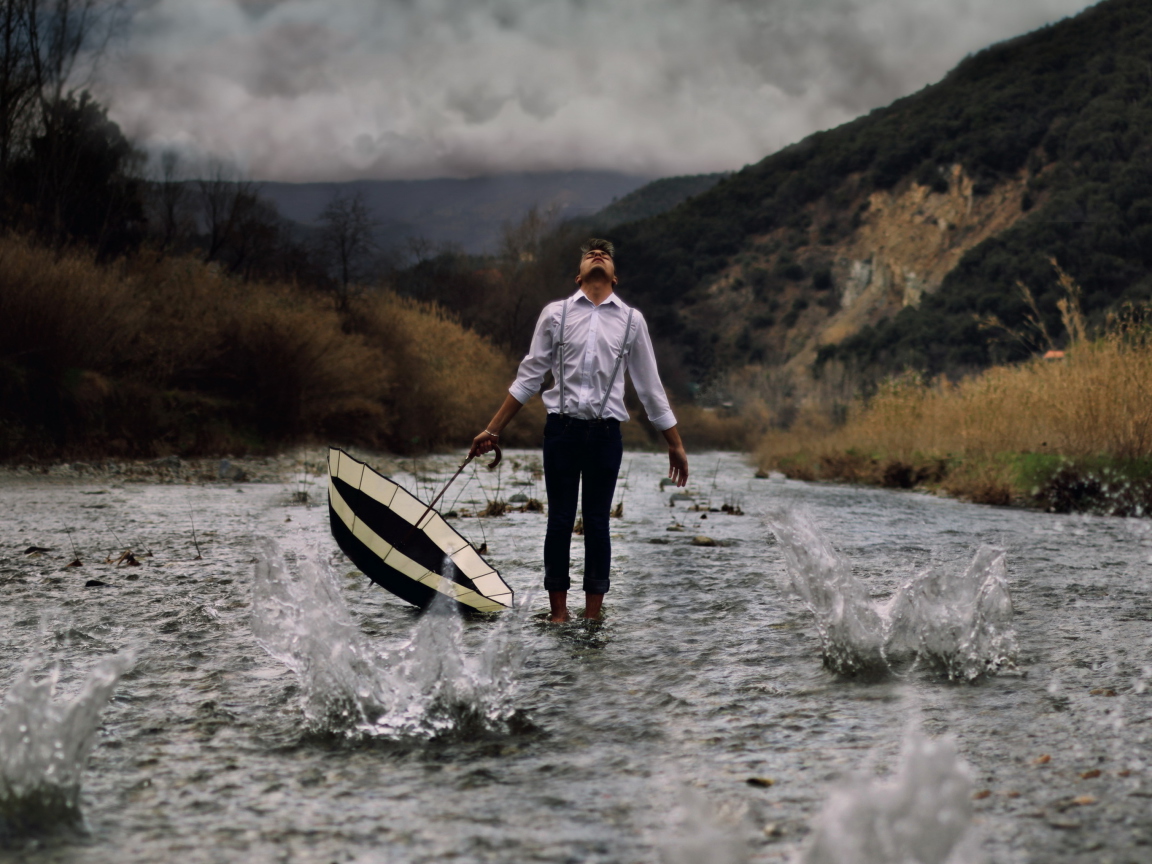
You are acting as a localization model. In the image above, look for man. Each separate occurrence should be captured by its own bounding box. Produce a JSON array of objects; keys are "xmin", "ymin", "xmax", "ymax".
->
[{"xmin": 469, "ymin": 239, "xmax": 688, "ymax": 622}]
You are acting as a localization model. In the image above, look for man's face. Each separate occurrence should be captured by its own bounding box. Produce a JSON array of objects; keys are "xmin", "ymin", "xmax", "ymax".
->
[{"xmin": 578, "ymin": 248, "xmax": 616, "ymax": 284}]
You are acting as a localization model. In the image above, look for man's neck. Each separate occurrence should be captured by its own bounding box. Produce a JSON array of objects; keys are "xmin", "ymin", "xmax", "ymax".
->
[{"xmin": 579, "ymin": 279, "xmax": 614, "ymax": 306}]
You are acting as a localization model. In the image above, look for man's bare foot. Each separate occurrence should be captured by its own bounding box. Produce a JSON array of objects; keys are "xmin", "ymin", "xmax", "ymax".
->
[
  {"xmin": 583, "ymin": 593, "xmax": 604, "ymax": 620},
  {"xmin": 548, "ymin": 590, "xmax": 570, "ymax": 623}
]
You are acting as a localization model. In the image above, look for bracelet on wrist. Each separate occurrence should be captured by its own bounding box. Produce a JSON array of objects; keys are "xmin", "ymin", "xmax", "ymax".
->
[{"xmin": 484, "ymin": 429, "xmax": 499, "ymax": 438}]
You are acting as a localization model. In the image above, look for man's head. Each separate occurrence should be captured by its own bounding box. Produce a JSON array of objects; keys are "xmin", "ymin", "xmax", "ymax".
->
[{"xmin": 577, "ymin": 238, "xmax": 616, "ymax": 287}]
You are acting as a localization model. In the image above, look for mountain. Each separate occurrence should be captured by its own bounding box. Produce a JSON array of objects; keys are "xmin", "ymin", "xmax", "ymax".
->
[
  {"xmin": 258, "ymin": 170, "xmax": 651, "ymax": 255},
  {"xmin": 603, "ymin": 0, "xmax": 1152, "ymax": 391}
]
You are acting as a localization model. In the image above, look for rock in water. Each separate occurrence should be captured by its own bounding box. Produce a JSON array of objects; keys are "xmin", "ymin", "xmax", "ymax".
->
[{"xmin": 218, "ymin": 460, "xmax": 247, "ymax": 482}]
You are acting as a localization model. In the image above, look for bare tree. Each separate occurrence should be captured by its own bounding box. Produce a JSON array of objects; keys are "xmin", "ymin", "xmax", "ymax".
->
[
  {"xmin": 0, "ymin": 0, "xmax": 36, "ymax": 198},
  {"xmin": 146, "ymin": 149, "xmax": 194, "ymax": 251},
  {"xmin": 316, "ymin": 189, "xmax": 378, "ymax": 311},
  {"xmin": 498, "ymin": 203, "xmax": 558, "ymax": 264},
  {"xmin": 0, "ymin": 0, "xmax": 129, "ymax": 237},
  {"xmin": 404, "ymin": 235, "xmax": 435, "ymax": 267},
  {"xmin": 197, "ymin": 159, "xmax": 260, "ymax": 263},
  {"xmin": 223, "ymin": 193, "xmax": 284, "ymax": 280},
  {"xmin": 491, "ymin": 204, "xmax": 562, "ymax": 351}
]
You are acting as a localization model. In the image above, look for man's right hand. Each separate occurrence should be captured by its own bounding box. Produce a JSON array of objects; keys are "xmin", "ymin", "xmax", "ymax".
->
[
  {"xmin": 469, "ymin": 430, "xmax": 499, "ymax": 460},
  {"xmin": 668, "ymin": 445, "xmax": 689, "ymax": 487}
]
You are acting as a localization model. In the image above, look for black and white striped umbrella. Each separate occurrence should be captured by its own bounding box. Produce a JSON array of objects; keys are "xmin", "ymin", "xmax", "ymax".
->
[{"xmin": 327, "ymin": 447, "xmax": 513, "ymax": 613}]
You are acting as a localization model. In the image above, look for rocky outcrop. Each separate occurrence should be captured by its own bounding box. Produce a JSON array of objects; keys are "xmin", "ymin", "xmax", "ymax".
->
[
  {"xmin": 785, "ymin": 165, "xmax": 1028, "ymax": 375},
  {"xmin": 681, "ymin": 164, "xmax": 1031, "ymax": 385},
  {"xmin": 823, "ymin": 164, "xmax": 1028, "ymax": 338}
]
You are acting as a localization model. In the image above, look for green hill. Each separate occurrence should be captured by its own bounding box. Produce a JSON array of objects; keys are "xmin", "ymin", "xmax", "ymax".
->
[
  {"xmin": 584, "ymin": 173, "xmax": 729, "ymax": 230},
  {"xmin": 605, "ymin": 0, "xmax": 1152, "ymax": 386}
]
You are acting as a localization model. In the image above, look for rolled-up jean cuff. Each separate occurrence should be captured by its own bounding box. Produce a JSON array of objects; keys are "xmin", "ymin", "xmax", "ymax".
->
[
  {"xmin": 543, "ymin": 575, "xmax": 571, "ymax": 592},
  {"xmin": 583, "ymin": 579, "xmax": 610, "ymax": 595}
]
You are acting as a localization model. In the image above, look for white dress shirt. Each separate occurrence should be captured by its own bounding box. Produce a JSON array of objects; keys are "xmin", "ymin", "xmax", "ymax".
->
[{"xmin": 508, "ymin": 289, "xmax": 677, "ymax": 431}]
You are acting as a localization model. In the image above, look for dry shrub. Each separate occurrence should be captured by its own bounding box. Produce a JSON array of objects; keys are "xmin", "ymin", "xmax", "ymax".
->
[
  {"xmin": 830, "ymin": 325, "xmax": 1152, "ymax": 460},
  {"xmin": 756, "ymin": 308, "xmax": 1152, "ymax": 500},
  {"xmin": 500, "ymin": 395, "xmax": 548, "ymax": 448},
  {"xmin": 819, "ymin": 451, "xmax": 880, "ymax": 484},
  {"xmin": 675, "ymin": 402, "xmax": 767, "ymax": 451},
  {"xmin": 939, "ymin": 459, "xmax": 1017, "ymax": 506},
  {"xmin": 0, "ymin": 238, "xmax": 142, "ymax": 377},
  {"xmin": 0, "ymin": 236, "xmax": 393, "ymax": 456},
  {"xmin": 353, "ymin": 293, "xmax": 514, "ymax": 451},
  {"xmin": 0, "ymin": 238, "xmax": 144, "ymax": 454},
  {"xmin": 215, "ymin": 290, "xmax": 388, "ymax": 441},
  {"xmin": 0, "ymin": 233, "xmax": 566, "ymax": 458}
]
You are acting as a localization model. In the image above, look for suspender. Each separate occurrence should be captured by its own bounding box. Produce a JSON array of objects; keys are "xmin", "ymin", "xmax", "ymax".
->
[
  {"xmin": 556, "ymin": 298, "xmax": 570, "ymax": 414},
  {"xmin": 553, "ymin": 299, "xmax": 637, "ymax": 420},
  {"xmin": 595, "ymin": 308, "xmax": 635, "ymax": 420}
]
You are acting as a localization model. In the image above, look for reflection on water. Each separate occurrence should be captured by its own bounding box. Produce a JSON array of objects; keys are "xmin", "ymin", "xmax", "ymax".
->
[
  {"xmin": 0, "ymin": 651, "xmax": 133, "ymax": 844},
  {"xmin": 252, "ymin": 540, "xmax": 527, "ymax": 740},
  {"xmin": 768, "ymin": 510, "xmax": 1018, "ymax": 681},
  {"xmin": 801, "ymin": 729, "xmax": 977, "ymax": 864}
]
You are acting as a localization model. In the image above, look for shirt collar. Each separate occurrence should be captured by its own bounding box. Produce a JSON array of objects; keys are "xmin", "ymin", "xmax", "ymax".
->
[{"xmin": 570, "ymin": 288, "xmax": 624, "ymax": 308}]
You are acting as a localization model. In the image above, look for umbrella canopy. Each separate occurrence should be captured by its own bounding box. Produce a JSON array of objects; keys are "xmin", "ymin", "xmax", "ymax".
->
[{"xmin": 327, "ymin": 447, "xmax": 513, "ymax": 613}]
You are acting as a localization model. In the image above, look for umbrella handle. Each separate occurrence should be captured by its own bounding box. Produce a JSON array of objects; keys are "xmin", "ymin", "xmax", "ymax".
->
[{"xmin": 400, "ymin": 445, "xmax": 501, "ymax": 549}]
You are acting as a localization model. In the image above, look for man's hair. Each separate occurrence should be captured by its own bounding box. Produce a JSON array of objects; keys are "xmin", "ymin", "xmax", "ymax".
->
[{"xmin": 580, "ymin": 238, "xmax": 615, "ymax": 259}]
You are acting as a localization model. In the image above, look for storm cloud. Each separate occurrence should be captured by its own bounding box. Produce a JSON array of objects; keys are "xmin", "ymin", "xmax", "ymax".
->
[{"xmin": 101, "ymin": 0, "xmax": 1095, "ymax": 181}]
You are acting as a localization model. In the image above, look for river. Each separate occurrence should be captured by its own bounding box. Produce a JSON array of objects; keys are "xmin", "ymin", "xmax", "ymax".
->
[{"xmin": 0, "ymin": 449, "xmax": 1149, "ymax": 863}]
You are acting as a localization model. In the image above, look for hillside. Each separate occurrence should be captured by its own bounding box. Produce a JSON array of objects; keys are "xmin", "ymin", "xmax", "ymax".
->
[
  {"xmin": 604, "ymin": 0, "xmax": 1152, "ymax": 398},
  {"xmin": 582, "ymin": 173, "xmax": 729, "ymax": 230}
]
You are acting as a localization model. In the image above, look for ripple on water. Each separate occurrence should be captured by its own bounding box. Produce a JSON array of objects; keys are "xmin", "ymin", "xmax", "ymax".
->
[{"xmin": 1, "ymin": 453, "xmax": 1150, "ymax": 863}]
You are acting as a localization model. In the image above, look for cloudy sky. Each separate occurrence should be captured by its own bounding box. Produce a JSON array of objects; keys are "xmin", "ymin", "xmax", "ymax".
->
[{"xmin": 100, "ymin": 0, "xmax": 1097, "ymax": 182}]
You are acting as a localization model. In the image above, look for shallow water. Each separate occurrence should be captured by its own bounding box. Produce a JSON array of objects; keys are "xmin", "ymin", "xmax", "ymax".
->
[{"xmin": 0, "ymin": 450, "xmax": 1150, "ymax": 862}]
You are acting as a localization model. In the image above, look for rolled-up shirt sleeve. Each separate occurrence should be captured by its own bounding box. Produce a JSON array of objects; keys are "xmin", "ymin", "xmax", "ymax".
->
[
  {"xmin": 508, "ymin": 303, "xmax": 556, "ymax": 404},
  {"xmin": 626, "ymin": 313, "xmax": 677, "ymax": 431}
]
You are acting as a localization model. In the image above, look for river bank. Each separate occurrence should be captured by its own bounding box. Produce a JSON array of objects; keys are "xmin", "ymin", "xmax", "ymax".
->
[
  {"xmin": 0, "ymin": 447, "xmax": 336, "ymax": 487},
  {"xmin": 757, "ymin": 307, "xmax": 1152, "ymax": 518},
  {"xmin": 758, "ymin": 450, "xmax": 1152, "ymax": 518}
]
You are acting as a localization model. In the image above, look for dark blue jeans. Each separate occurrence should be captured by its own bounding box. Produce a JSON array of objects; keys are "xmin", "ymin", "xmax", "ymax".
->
[{"xmin": 542, "ymin": 414, "xmax": 623, "ymax": 595}]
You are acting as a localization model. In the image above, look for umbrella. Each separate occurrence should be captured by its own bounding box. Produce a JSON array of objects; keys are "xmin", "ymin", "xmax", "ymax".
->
[{"xmin": 327, "ymin": 447, "xmax": 514, "ymax": 613}]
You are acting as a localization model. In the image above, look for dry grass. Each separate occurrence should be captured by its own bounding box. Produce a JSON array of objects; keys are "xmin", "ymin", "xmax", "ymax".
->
[
  {"xmin": 0, "ymin": 235, "xmax": 518, "ymax": 459},
  {"xmin": 351, "ymin": 293, "xmax": 517, "ymax": 452},
  {"xmin": 757, "ymin": 309, "xmax": 1152, "ymax": 506},
  {"xmin": 674, "ymin": 402, "xmax": 768, "ymax": 451}
]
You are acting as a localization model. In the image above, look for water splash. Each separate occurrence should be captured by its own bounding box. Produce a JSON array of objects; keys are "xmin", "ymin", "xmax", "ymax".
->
[
  {"xmin": 0, "ymin": 652, "xmax": 134, "ymax": 844},
  {"xmin": 768, "ymin": 511, "xmax": 1017, "ymax": 680},
  {"xmin": 768, "ymin": 511, "xmax": 888, "ymax": 676},
  {"xmin": 887, "ymin": 546, "xmax": 1018, "ymax": 681},
  {"xmin": 251, "ymin": 540, "xmax": 527, "ymax": 740},
  {"xmin": 802, "ymin": 731, "xmax": 977, "ymax": 864}
]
